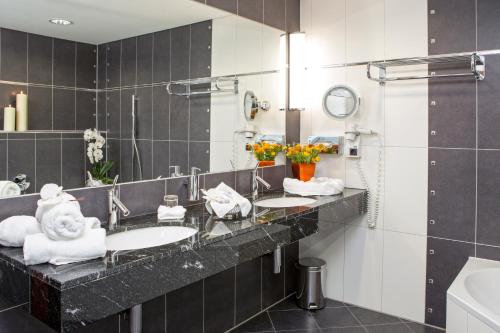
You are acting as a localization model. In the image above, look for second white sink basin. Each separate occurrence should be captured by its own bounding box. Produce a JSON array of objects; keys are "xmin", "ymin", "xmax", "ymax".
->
[
  {"xmin": 254, "ymin": 197, "xmax": 316, "ymax": 208},
  {"xmin": 106, "ymin": 226, "xmax": 197, "ymax": 251}
]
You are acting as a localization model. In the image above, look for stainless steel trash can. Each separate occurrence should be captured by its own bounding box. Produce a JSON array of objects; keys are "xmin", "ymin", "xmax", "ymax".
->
[{"xmin": 295, "ymin": 257, "xmax": 326, "ymax": 310}]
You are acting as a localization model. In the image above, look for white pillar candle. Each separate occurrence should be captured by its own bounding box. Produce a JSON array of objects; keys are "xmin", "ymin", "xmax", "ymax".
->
[
  {"xmin": 16, "ymin": 91, "xmax": 28, "ymax": 131},
  {"xmin": 3, "ymin": 105, "xmax": 15, "ymax": 131}
]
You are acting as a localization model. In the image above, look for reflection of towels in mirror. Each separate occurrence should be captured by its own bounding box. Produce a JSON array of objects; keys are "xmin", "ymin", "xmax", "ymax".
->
[{"xmin": 0, "ymin": 181, "xmax": 21, "ymax": 198}]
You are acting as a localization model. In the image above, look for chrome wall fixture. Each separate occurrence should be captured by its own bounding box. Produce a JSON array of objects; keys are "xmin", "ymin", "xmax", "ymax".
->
[{"xmin": 166, "ymin": 76, "xmax": 239, "ymax": 97}]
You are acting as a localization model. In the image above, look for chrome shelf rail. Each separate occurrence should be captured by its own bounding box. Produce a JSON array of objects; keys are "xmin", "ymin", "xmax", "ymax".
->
[{"xmin": 167, "ymin": 76, "xmax": 239, "ymax": 97}]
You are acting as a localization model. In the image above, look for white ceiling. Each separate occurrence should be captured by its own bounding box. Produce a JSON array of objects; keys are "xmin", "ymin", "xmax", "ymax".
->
[{"xmin": 0, "ymin": 0, "xmax": 230, "ymax": 44}]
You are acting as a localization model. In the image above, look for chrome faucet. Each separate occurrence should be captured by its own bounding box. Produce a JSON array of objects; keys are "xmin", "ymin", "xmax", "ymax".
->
[
  {"xmin": 251, "ymin": 164, "xmax": 271, "ymax": 201},
  {"xmin": 108, "ymin": 175, "xmax": 131, "ymax": 230},
  {"xmin": 189, "ymin": 167, "xmax": 201, "ymax": 201}
]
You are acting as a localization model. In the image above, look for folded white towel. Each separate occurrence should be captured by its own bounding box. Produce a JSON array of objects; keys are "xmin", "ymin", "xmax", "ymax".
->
[
  {"xmin": 0, "ymin": 181, "xmax": 21, "ymax": 198},
  {"xmin": 40, "ymin": 202, "xmax": 86, "ymax": 241},
  {"xmin": 0, "ymin": 216, "xmax": 41, "ymax": 247},
  {"xmin": 23, "ymin": 228, "xmax": 107, "ymax": 265},
  {"xmin": 36, "ymin": 186, "xmax": 80, "ymax": 222},
  {"xmin": 158, "ymin": 205, "xmax": 187, "ymax": 220},
  {"xmin": 283, "ymin": 177, "xmax": 345, "ymax": 196},
  {"xmin": 204, "ymin": 182, "xmax": 252, "ymax": 218}
]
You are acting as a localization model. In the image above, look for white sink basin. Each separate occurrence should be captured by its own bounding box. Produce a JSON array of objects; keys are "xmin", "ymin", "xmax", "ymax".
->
[
  {"xmin": 254, "ymin": 197, "xmax": 316, "ymax": 208},
  {"xmin": 106, "ymin": 226, "xmax": 198, "ymax": 251}
]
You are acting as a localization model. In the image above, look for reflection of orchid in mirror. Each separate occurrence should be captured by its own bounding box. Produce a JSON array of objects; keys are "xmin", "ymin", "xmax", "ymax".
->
[{"xmin": 84, "ymin": 129, "xmax": 114, "ymax": 186}]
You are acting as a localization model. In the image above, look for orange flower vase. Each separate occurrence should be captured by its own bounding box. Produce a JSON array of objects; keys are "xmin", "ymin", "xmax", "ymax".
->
[
  {"xmin": 291, "ymin": 163, "xmax": 316, "ymax": 181},
  {"xmin": 258, "ymin": 160, "xmax": 275, "ymax": 167}
]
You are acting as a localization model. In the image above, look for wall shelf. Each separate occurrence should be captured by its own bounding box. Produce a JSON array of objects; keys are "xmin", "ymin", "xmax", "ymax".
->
[{"xmin": 0, "ymin": 130, "xmax": 107, "ymax": 134}]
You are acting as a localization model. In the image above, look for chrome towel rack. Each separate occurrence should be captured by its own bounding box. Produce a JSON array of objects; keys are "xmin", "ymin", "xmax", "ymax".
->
[
  {"xmin": 166, "ymin": 76, "xmax": 239, "ymax": 97},
  {"xmin": 367, "ymin": 52, "xmax": 486, "ymax": 84}
]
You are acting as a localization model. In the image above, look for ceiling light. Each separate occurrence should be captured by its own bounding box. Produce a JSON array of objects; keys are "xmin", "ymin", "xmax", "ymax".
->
[{"xmin": 49, "ymin": 18, "xmax": 73, "ymax": 26}]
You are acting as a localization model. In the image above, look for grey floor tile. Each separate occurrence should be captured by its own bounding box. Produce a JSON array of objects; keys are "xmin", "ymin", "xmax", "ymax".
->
[
  {"xmin": 312, "ymin": 307, "xmax": 359, "ymax": 329},
  {"xmin": 405, "ymin": 322, "xmax": 444, "ymax": 333},
  {"xmin": 275, "ymin": 330, "xmax": 321, "ymax": 333},
  {"xmin": 322, "ymin": 327, "xmax": 366, "ymax": 333},
  {"xmin": 365, "ymin": 323, "xmax": 410, "ymax": 333},
  {"xmin": 269, "ymin": 310, "xmax": 318, "ymax": 331},
  {"xmin": 349, "ymin": 307, "xmax": 402, "ymax": 326},
  {"xmin": 325, "ymin": 298, "xmax": 346, "ymax": 308},
  {"xmin": 231, "ymin": 312, "xmax": 275, "ymax": 333},
  {"xmin": 269, "ymin": 297, "xmax": 299, "ymax": 311}
]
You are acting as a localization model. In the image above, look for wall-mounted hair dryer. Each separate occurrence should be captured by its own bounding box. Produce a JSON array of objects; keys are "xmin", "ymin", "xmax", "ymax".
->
[{"xmin": 344, "ymin": 125, "xmax": 376, "ymax": 158}]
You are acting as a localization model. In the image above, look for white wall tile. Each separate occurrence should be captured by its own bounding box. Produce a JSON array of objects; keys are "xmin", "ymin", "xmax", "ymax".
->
[
  {"xmin": 211, "ymin": 16, "xmax": 237, "ymax": 76},
  {"xmin": 210, "ymin": 141, "xmax": 233, "ymax": 172},
  {"xmin": 300, "ymin": 222, "xmax": 345, "ymax": 300},
  {"xmin": 385, "ymin": 0, "xmax": 428, "ymax": 58},
  {"xmin": 382, "ymin": 230, "xmax": 426, "ymax": 322},
  {"xmin": 344, "ymin": 225, "xmax": 384, "ymax": 311},
  {"xmin": 236, "ymin": 17, "xmax": 263, "ymax": 73},
  {"xmin": 346, "ymin": 0, "xmax": 385, "ymax": 63},
  {"xmin": 384, "ymin": 147, "xmax": 427, "ymax": 235}
]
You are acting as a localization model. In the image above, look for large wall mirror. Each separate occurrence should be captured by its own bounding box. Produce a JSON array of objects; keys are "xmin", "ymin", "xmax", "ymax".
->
[{"xmin": 0, "ymin": 0, "xmax": 287, "ymax": 196}]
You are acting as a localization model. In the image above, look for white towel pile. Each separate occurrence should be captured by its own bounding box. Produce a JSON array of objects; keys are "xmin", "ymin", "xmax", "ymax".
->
[
  {"xmin": 158, "ymin": 205, "xmax": 187, "ymax": 220},
  {"xmin": 202, "ymin": 183, "xmax": 252, "ymax": 219},
  {"xmin": 283, "ymin": 177, "xmax": 345, "ymax": 196},
  {"xmin": 0, "ymin": 181, "xmax": 21, "ymax": 198},
  {"xmin": 0, "ymin": 183, "xmax": 107, "ymax": 266}
]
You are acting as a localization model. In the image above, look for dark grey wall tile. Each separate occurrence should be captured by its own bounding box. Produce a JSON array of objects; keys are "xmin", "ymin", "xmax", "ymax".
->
[
  {"xmin": 262, "ymin": 251, "xmax": 285, "ymax": 308},
  {"xmin": 69, "ymin": 186, "xmax": 110, "ymax": 222},
  {"xmin": 0, "ymin": 29, "xmax": 27, "ymax": 82},
  {"xmin": 137, "ymin": 34, "xmax": 153, "ymax": 85},
  {"xmin": 476, "ymin": 245, "xmax": 500, "ymax": 261},
  {"xmin": 262, "ymin": 165, "xmax": 286, "ymax": 192},
  {"xmin": 97, "ymin": 44, "xmax": 107, "ymax": 90},
  {"xmin": 121, "ymin": 37, "xmax": 137, "ymax": 87},
  {"xmin": 62, "ymin": 139, "xmax": 86, "ymax": 189},
  {"xmin": 284, "ymin": 241, "xmax": 299, "ymax": 295},
  {"xmin": 53, "ymin": 38, "xmax": 75, "ymax": 87},
  {"xmin": 119, "ymin": 179, "xmax": 165, "ymax": 217},
  {"xmin": 189, "ymin": 95, "xmax": 210, "ymax": 141},
  {"xmin": 28, "ymin": 86, "xmax": 52, "ymax": 130},
  {"xmin": 106, "ymin": 41, "xmax": 121, "ymax": 88},
  {"xmin": 166, "ymin": 280, "xmax": 203, "ymax": 333},
  {"xmin": 170, "ymin": 25, "xmax": 190, "ymax": 81},
  {"xmin": 207, "ymin": 0, "xmax": 237, "ymax": 14},
  {"xmin": 136, "ymin": 87, "xmax": 153, "ymax": 140},
  {"xmin": 0, "ymin": 194, "xmax": 38, "ymax": 221},
  {"xmin": 204, "ymin": 171, "xmax": 235, "ymax": 189},
  {"xmin": 425, "ymin": 237, "xmax": 474, "ymax": 327},
  {"xmin": 189, "ymin": 141, "xmax": 210, "ymax": 173},
  {"xmin": 153, "ymin": 30, "xmax": 171, "ymax": 83},
  {"xmin": 153, "ymin": 86, "xmax": 170, "ymax": 140},
  {"xmin": 75, "ymin": 91, "xmax": 96, "ymax": 130},
  {"xmin": 428, "ymin": 0, "xmax": 476, "ymax": 54},
  {"xmin": 286, "ymin": 109, "xmax": 301, "ymax": 145},
  {"xmin": 0, "ymin": 140, "xmax": 6, "ymax": 179},
  {"xmin": 142, "ymin": 295, "xmax": 165, "ymax": 333},
  {"xmin": 120, "ymin": 88, "xmax": 135, "ymax": 139},
  {"xmin": 264, "ymin": 0, "xmax": 286, "ymax": 31},
  {"xmin": 235, "ymin": 257, "xmax": 261, "ymax": 324},
  {"xmin": 238, "ymin": 0, "xmax": 264, "ymax": 23},
  {"xmin": 153, "ymin": 140, "xmax": 170, "ymax": 179},
  {"xmin": 106, "ymin": 139, "xmax": 121, "ymax": 178},
  {"xmin": 428, "ymin": 148, "xmax": 476, "ymax": 242},
  {"xmin": 190, "ymin": 21, "xmax": 212, "ymax": 79},
  {"xmin": 286, "ymin": 0, "xmax": 301, "ymax": 33},
  {"xmin": 478, "ymin": 55, "xmax": 500, "ymax": 149},
  {"xmin": 477, "ymin": 0, "xmax": 500, "ymax": 50},
  {"xmin": 28, "ymin": 34, "xmax": 52, "ymax": 84},
  {"xmin": 166, "ymin": 176, "xmax": 189, "ymax": 206},
  {"xmin": 428, "ymin": 65, "xmax": 476, "ymax": 148},
  {"xmin": 36, "ymin": 139, "xmax": 62, "ymax": 192},
  {"xmin": 169, "ymin": 142, "xmax": 189, "ymax": 176},
  {"xmin": 7, "ymin": 140, "xmax": 36, "ymax": 193},
  {"xmin": 106, "ymin": 90, "xmax": 121, "ymax": 139},
  {"xmin": 477, "ymin": 150, "xmax": 500, "ymax": 246},
  {"xmin": 97, "ymin": 92, "xmax": 106, "ymax": 131},
  {"xmin": 120, "ymin": 139, "xmax": 134, "ymax": 183},
  {"xmin": 204, "ymin": 267, "xmax": 235, "ymax": 333},
  {"xmin": 170, "ymin": 95, "xmax": 189, "ymax": 140},
  {"xmin": 76, "ymin": 42, "xmax": 96, "ymax": 89},
  {"xmin": 137, "ymin": 139, "xmax": 153, "ymax": 180},
  {"xmin": 53, "ymin": 89, "xmax": 76, "ymax": 130},
  {"xmin": 236, "ymin": 169, "xmax": 253, "ymax": 195}
]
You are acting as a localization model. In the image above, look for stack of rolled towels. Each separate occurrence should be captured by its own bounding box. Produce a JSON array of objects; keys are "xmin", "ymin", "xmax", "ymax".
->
[{"xmin": 0, "ymin": 184, "xmax": 107, "ymax": 266}]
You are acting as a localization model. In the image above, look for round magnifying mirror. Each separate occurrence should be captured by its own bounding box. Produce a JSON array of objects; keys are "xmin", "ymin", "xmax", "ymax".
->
[
  {"xmin": 322, "ymin": 85, "xmax": 360, "ymax": 119},
  {"xmin": 244, "ymin": 91, "xmax": 258, "ymax": 121}
]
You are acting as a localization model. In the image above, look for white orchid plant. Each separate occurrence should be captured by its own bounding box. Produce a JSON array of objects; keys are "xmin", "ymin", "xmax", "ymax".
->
[{"xmin": 84, "ymin": 129, "xmax": 114, "ymax": 185}]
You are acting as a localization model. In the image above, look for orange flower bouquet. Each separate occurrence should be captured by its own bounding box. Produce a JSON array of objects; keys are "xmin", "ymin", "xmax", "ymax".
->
[
  {"xmin": 252, "ymin": 142, "xmax": 282, "ymax": 167},
  {"xmin": 283, "ymin": 144, "xmax": 324, "ymax": 181}
]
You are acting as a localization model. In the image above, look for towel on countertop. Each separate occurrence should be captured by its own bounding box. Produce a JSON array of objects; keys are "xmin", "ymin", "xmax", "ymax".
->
[
  {"xmin": 35, "ymin": 184, "xmax": 80, "ymax": 222},
  {"xmin": 158, "ymin": 205, "xmax": 187, "ymax": 220},
  {"xmin": 0, "ymin": 181, "xmax": 21, "ymax": 198},
  {"xmin": 0, "ymin": 216, "xmax": 41, "ymax": 247},
  {"xmin": 203, "ymin": 182, "xmax": 252, "ymax": 219},
  {"xmin": 283, "ymin": 177, "xmax": 345, "ymax": 196},
  {"xmin": 39, "ymin": 202, "xmax": 86, "ymax": 241},
  {"xmin": 23, "ymin": 226, "xmax": 106, "ymax": 265}
]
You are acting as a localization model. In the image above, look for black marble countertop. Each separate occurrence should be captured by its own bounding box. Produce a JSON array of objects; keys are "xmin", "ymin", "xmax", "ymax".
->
[{"xmin": 0, "ymin": 189, "xmax": 364, "ymax": 290}]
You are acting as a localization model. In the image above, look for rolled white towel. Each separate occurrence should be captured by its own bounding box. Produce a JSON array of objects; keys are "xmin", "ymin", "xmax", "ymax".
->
[
  {"xmin": 36, "ymin": 188, "xmax": 80, "ymax": 222},
  {"xmin": 40, "ymin": 202, "xmax": 86, "ymax": 241},
  {"xmin": 283, "ymin": 177, "xmax": 345, "ymax": 196},
  {"xmin": 158, "ymin": 205, "xmax": 187, "ymax": 220},
  {"xmin": 0, "ymin": 181, "xmax": 21, "ymax": 198},
  {"xmin": 0, "ymin": 216, "xmax": 41, "ymax": 247},
  {"xmin": 23, "ymin": 228, "xmax": 107, "ymax": 266}
]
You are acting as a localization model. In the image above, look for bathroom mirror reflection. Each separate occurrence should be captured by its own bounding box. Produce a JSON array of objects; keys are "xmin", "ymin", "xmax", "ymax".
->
[
  {"xmin": 0, "ymin": 0, "xmax": 286, "ymax": 196},
  {"xmin": 322, "ymin": 85, "xmax": 360, "ymax": 119}
]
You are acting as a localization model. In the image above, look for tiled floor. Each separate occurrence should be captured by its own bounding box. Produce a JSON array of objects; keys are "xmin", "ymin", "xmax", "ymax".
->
[{"xmin": 230, "ymin": 297, "xmax": 444, "ymax": 333}]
